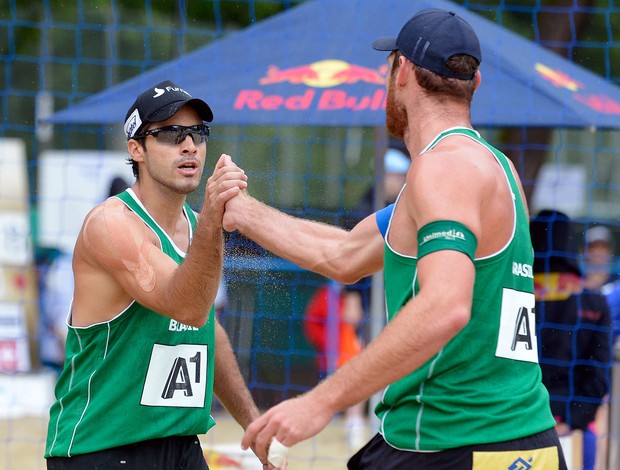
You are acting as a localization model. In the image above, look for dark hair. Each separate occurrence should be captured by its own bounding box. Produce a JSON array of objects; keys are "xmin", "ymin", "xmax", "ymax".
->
[
  {"xmin": 414, "ymin": 54, "xmax": 479, "ymax": 103},
  {"xmin": 126, "ymin": 137, "xmax": 146, "ymax": 180}
]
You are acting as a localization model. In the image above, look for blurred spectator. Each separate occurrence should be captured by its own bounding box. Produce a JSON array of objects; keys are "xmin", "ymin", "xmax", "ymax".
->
[
  {"xmin": 583, "ymin": 225, "xmax": 620, "ymax": 340},
  {"xmin": 531, "ymin": 210, "xmax": 612, "ymax": 470},
  {"xmin": 304, "ymin": 281, "xmax": 363, "ymax": 373},
  {"xmin": 303, "ymin": 280, "xmax": 364, "ymax": 450},
  {"xmin": 108, "ymin": 176, "xmax": 131, "ymax": 198},
  {"xmin": 38, "ymin": 250, "xmax": 72, "ymax": 374},
  {"xmin": 583, "ymin": 225, "xmax": 618, "ymax": 291}
]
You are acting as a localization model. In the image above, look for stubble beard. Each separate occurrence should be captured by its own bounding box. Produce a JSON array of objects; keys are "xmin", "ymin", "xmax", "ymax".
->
[
  {"xmin": 164, "ymin": 174, "xmax": 201, "ymax": 195},
  {"xmin": 145, "ymin": 158, "xmax": 201, "ymax": 196}
]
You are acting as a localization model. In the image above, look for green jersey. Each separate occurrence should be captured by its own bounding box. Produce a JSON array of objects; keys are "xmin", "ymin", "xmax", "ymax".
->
[
  {"xmin": 46, "ymin": 189, "xmax": 216, "ymax": 458},
  {"xmin": 376, "ymin": 127, "xmax": 555, "ymax": 451}
]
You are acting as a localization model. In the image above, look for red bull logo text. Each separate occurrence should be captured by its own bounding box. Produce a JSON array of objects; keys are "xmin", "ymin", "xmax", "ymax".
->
[
  {"xmin": 535, "ymin": 62, "xmax": 620, "ymax": 115},
  {"xmin": 235, "ymin": 60, "xmax": 387, "ymax": 112}
]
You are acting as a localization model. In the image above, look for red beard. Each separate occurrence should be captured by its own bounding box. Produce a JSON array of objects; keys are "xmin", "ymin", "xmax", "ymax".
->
[{"xmin": 385, "ymin": 81, "xmax": 407, "ymax": 140}]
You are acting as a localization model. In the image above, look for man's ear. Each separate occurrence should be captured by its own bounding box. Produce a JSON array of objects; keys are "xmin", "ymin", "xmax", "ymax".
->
[
  {"xmin": 396, "ymin": 55, "xmax": 409, "ymax": 86},
  {"xmin": 473, "ymin": 70, "xmax": 482, "ymax": 92},
  {"xmin": 127, "ymin": 139, "xmax": 145, "ymax": 163}
]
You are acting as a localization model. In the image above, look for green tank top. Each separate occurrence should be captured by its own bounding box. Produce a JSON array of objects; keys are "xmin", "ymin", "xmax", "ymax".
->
[
  {"xmin": 45, "ymin": 189, "xmax": 216, "ymax": 458},
  {"xmin": 376, "ymin": 127, "xmax": 555, "ymax": 451}
]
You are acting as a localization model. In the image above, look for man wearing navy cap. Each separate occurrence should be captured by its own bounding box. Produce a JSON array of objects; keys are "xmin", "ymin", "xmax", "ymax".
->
[
  {"xmin": 45, "ymin": 81, "xmax": 263, "ymax": 469},
  {"xmin": 228, "ymin": 8, "xmax": 565, "ymax": 469}
]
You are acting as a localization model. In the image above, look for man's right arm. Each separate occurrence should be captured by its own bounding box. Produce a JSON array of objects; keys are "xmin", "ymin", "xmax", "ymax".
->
[
  {"xmin": 223, "ymin": 191, "xmax": 384, "ymax": 283},
  {"xmin": 72, "ymin": 155, "xmax": 247, "ymax": 328}
]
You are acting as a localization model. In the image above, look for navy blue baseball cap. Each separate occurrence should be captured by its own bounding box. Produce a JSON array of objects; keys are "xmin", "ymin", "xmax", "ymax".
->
[
  {"xmin": 372, "ymin": 8, "xmax": 481, "ymax": 80},
  {"xmin": 124, "ymin": 80, "xmax": 213, "ymax": 139}
]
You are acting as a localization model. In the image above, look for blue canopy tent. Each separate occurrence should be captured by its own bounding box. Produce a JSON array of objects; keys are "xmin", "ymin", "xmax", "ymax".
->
[{"xmin": 47, "ymin": 0, "xmax": 620, "ymax": 129}]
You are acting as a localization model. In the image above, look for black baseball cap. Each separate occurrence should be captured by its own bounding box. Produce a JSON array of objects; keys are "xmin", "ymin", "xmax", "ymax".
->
[
  {"xmin": 124, "ymin": 80, "xmax": 213, "ymax": 139},
  {"xmin": 372, "ymin": 8, "xmax": 481, "ymax": 80}
]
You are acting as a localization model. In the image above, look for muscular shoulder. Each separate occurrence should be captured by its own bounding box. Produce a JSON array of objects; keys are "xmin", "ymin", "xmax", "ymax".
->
[
  {"xmin": 81, "ymin": 198, "xmax": 138, "ymax": 243},
  {"xmin": 407, "ymin": 138, "xmax": 514, "ymax": 249},
  {"xmin": 410, "ymin": 143, "xmax": 493, "ymax": 210},
  {"xmin": 418, "ymin": 138, "xmax": 497, "ymax": 182},
  {"xmin": 77, "ymin": 198, "xmax": 158, "ymax": 268}
]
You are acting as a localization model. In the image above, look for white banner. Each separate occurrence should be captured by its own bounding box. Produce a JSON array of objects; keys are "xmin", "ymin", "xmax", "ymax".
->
[
  {"xmin": 0, "ymin": 211, "xmax": 31, "ymax": 265},
  {"xmin": 0, "ymin": 301, "xmax": 31, "ymax": 372}
]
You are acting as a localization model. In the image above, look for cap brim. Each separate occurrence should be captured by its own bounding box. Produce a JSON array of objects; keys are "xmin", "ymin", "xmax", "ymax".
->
[
  {"xmin": 149, "ymin": 98, "xmax": 214, "ymax": 124},
  {"xmin": 186, "ymin": 98, "xmax": 214, "ymax": 123},
  {"xmin": 372, "ymin": 37, "xmax": 398, "ymax": 51}
]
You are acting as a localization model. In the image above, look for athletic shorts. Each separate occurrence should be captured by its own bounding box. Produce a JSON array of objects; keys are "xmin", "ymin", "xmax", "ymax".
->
[
  {"xmin": 46, "ymin": 435, "xmax": 209, "ymax": 470},
  {"xmin": 347, "ymin": 428, "xmax": 567, "ymax": 470}
]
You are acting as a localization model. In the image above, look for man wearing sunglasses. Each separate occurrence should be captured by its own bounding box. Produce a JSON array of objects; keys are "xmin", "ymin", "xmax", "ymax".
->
[{"xmin": 45, "ymin": 80, "xmax": 266, "ymax": 469}]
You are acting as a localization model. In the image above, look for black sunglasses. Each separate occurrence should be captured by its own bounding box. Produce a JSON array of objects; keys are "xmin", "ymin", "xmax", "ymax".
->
[{"xmin": 134, "ymin": 124, "xmax": 210, "ymax": 145}]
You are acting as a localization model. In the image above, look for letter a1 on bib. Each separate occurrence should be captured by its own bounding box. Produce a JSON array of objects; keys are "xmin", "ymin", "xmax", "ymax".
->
[{"xmin": 495, "ymin": 288, "xmax": 538, "ymax": 363}]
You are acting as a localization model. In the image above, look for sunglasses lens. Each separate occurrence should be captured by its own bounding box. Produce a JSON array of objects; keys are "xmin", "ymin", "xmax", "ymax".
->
[
  {"xmin": 149, "ymin": 125, "xmax": 209, "ymax": 145},
  {"xmin": 187, "ymin": 130, "xmax": 206, "ymax": 145},
  {"xmin": 154, "ymin": 130, "xmax": 180, "ymax": 144}
]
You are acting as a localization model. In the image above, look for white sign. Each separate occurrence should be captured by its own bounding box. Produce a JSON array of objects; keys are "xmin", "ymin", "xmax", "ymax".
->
[
  {"xmin": 38, "ymin": 150, "xmax": 134, "ymax": 253},
  {"xmin": 0, "ymin": 138, "xmax": 31, "ymax": 266},
  {"xmin": 0, "ymin": 371, "xmax": 56, "ymax": 418},
  {"xmin": 0, "ymin": 211, "xmax": 31, "ymax": 265},
  {"xmin": 531, "ymin": 163, "xmax": 586, "ymax": 217},
  {"xmin": 0, "ymin": 139, "xmax": 28, "ymax": 203}
]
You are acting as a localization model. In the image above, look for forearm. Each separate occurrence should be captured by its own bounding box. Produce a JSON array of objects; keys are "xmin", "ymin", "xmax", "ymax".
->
[
  {"xmin": 163, "ymin": 153, "xmax": 246, "ymax": 326},
  {"xmin": 165, "ymin": 215, "xmax": 223, "ymax": 326},
  {"xmin": 314, "ymin": 252, "xmax": 473, "ymax": 413},
  {"xmin": 213, "ymin": 322, "xmax": 259, "ymax": 429},
  {"xmin": 311, "ymin": 292, "xmax": 468, "ymax": 413},
  {"xmin": 226, "ymin": 193, "xmax": 382, "ymax": 283},
  {"xmin": 234, "ymin": 195, "xmax": 344, "ymax": 273}
]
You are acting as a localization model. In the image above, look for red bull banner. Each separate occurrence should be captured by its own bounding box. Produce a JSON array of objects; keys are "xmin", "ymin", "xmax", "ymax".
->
[{"xmin": 234, "ymin": 60, "xmax": 388, "ymax": 113}]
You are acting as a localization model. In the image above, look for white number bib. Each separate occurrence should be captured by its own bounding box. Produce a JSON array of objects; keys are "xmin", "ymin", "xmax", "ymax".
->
[
  {"xmin": 495, "ymin": 288, "xmax": 539, "ymax": 363},
  {"xmin": 141, "ymin": 343, "xmax": 208, "ymax": 407}
]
